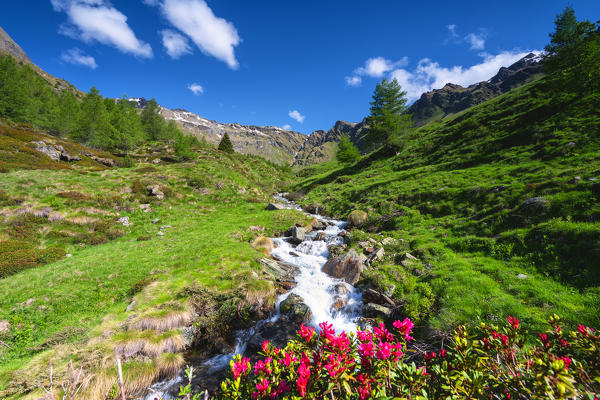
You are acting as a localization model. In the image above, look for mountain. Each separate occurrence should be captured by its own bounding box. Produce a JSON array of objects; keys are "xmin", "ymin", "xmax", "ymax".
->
[
  {"xmin": 408, "ymin": 52, "xmax": 544, "ymax": 126},
  {"xmin": 0, "ymin": 26, "xmax": 79, "ymax": 94},
  {"xmin": 291, "ymin": 120, "xmax": 369, "ymax": 167}
]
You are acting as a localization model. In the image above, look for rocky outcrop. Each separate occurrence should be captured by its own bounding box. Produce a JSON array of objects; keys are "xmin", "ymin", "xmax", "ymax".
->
[
  {"xmin": 265, "ymin": 203, "xmax": 285, "ymax": 210},
  {"xmin": 31, "ymin": 141, "xmax": 81, "ymax": 162},
  {"xmin": 279, "ymin": 293, "xmax": 311, "ymax": 324},
  {"xmin": 0, "ymin": 26, "xmax": 31, "ymax": 64},
  {"xmin": 322, "ymin": 249, "xmax": 365, "ymax": 285},
  {"xmin": 408, "ymin": 53, "xmax": 543, "ymax": 126}
]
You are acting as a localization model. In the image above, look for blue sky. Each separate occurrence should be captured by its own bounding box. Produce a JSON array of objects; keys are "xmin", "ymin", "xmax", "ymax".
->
[{"xmin": 1, "ymin": 1, "xmax": 598, "ymax": 134}]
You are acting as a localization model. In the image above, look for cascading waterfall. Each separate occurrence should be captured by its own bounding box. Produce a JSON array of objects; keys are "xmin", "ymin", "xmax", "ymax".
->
[{"xmin": 144, "ymin": 196, "xmax": 362, "ymax": 399}]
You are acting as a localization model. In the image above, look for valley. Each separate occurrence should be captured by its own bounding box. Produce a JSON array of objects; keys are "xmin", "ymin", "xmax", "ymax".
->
[{"xmin": 0, "ymin": 4, "xmax": 599, "ymax": 399}]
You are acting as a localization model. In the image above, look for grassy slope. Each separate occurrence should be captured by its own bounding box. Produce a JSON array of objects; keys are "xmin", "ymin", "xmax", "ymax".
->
[
  {"xmin": 0, "ymin": 131, "xmax": 306, "ymax": 398},
  {"xmin": 292, "ymin": 76, "xmax": 600, "ymax": 335}
]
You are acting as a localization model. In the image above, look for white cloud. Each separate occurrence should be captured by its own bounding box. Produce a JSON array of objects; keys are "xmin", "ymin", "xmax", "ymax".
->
[
  {"xmin": 355, "ymin": 56, "xmax": 408, "ymax": 78},
  {"xmin": 465, "ymin": 32, "xmax": 485, "ymax": 50},
  {"xmin": 282, "ymin": 124, "xmax": 292, "ymax": 130},
  {"xmin": 142, "ymin": 0, "xmax": 160, "ymax": 6},
  {"xmin": 389, "ymin": 50, "xmax": 536, "ymax": 102},
  {"xmin": 51, "ymin": 0, "xmax": 152, "ymax": 58},
  {"xmin": 161, "ymin": 0, "xmax": 240, "ymax": 69},
  {"xmin": 288, "ymin": 110, "xmax": 305, "ymax": 123},
  {"xmin": 60, "ymin": 47, "xmax": 97, "ymax": 69},
  {"xmin": 160, "ymin": 29, "xmax": 192, "ymax": 59},
  {"xmin": 187, "ymin": 83, "xmax": 204, "ymax": 95},
  {"xmin": 345, "ymin": 76, "xmax": 362, "ymax": 87},
  {"xmin": 447, "ymin": 24, "xmax": 458, "ymax": 37}
]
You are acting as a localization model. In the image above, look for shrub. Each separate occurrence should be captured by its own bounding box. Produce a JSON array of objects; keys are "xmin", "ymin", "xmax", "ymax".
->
[{"xmin": 218, "ymin": 316, "xmax": 599, "ymax": 399}]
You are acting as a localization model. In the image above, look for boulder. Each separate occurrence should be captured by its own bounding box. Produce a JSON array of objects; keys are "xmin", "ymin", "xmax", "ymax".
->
[
  {"xmin": 279, "ymin": 294, "xmax": 311, "ymax": 324},
  {"xmin": 331, "ymin": 283, "xmax": 350, "ymax": 296},
  {"xmin": 322, "ymin": 249, "xmax": 364, "ymax": 285},
  {"xmin": 259, "ymin": 258, "xmax": 299, "ymax": 281},
  {"xmin": 363, "ymin": 303, "xmax": 392, "ymax": 319},
  {"xmin": 246, "ymin": 316, "xmax": 300, "ymax": 355},
  {"xmin": 380, "ymin": 237, "xmax": 399, "ymax": 248},
  {"xmin": 288, "ymin": 226, "xmax": 307, "ymax": 244},
  {"xmin": 331, "ymin": 297, "xmax": 347, "ymax": 311},
  {"xmin": 32, "ymin": 141, "xmax": 60, "ymax": 161},
  {"xmin": 311, "ymin": 220, "xmax": 327, "ymax": 230},
  {"xmin": 362, "ymin": 288, "xmax": 395, "ymax": 307},
  {"xmin": 304, "ymin": 203, "xmax": 324, "ymax": 214},
  {"xmin": 347, "ymin": 210, "xmax": 368, "ymax": 228},
  {"xmin": 314, "ymin": 232, "xmax": 327, "ymax": 241},
  {"xmin": 265, "ymin": 203, "xmax": 285, "ymax": 211}
]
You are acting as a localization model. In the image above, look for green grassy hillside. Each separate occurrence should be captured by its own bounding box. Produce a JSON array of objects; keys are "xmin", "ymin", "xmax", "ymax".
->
[
  {"xmin": 291, "ymin": 74, "xmax": 600, "ymax": 336},
  {"xmin": 0, "ymin": 127, "xmax": 307, "ymax": 399}
]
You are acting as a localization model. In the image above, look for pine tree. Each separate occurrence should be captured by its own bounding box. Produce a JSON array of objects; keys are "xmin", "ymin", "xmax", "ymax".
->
[
  {"xmin": 336, "ymin": 134, "xmax": 360, "ymax": 164},
  {"xmin": 218, "ymin": 132, "xmax": 234, "ymax": 153},
  {"xmin": 74, "ymin": 86, "xmax": 109, "ymax": 145},
  {"xmin": 366, "ymin": 78, "xmax": 412, "ymax": 146},
  {"xmin": 55, "ymin": 91, "xmax": 80, "ymax": 138},
  {"xmin": 140, "ymin": 98, "xmax": 166, "ymax": 140}
]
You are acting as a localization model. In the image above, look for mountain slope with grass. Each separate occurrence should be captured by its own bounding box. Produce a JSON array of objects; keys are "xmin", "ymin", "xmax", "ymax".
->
[{"xmin": 290, "ymin": 68, "xmax": 600, "ymax": 336}]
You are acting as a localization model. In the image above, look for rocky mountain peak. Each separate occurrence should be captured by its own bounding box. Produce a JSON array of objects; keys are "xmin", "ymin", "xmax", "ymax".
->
[{"xmin": 0, "ymin": 26, "xmax": 32, "ymax": 65}]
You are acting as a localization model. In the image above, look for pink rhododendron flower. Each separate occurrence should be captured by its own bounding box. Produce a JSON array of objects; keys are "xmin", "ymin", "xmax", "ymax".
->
[
  {"xmin": 297, "ymin": 362, "xmax": 311, "ymax": 397},
  {"xmin": 357, "ymin": 330, "xmax": 372, "ymax": 342},
  {"xmin": 299, "ymin": 323, "xmax": 315, "ymax": 343},
  {"xmin": 319, "ymin": 321, "xmax": 335, "ymax": 339},
  {"xmin": 233, "ymin": 357, "xmax": 250, "ymax": 379},
  {"xmin": 508, "ymin": 316, "xmax": 520, "ymax": 330},
  {"xmin": 559, "ymin": 356, "xmax": 572, "ymax": 370},
  {"xmin": 376, "ymin": 341, "xmax": 392, "ymax": 360},
  {"xmin": 393, "ymin": 318, "xmax": 415, "ymax": 341}
]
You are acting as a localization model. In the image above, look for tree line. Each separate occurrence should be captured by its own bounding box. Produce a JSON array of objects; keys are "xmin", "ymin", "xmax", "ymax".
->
[{"xmin": 0, "ymin": 55, "xmax": 198, "ymax": 159}]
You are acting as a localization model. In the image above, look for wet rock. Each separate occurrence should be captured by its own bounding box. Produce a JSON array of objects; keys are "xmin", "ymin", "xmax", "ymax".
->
[
  {"xmin": 362, "ymin": 303, "xmax": 391, "ymax": 319},
  {"xmin": 347, "ymin": 210, "xmax": 368, "ymax": 228},
  {"xmin": 304, "ymin": 202, "xmax": 324, "ymax": 214},
  {"xmin": 311, "ymin": 220, "xmax": 327, "ymax": 230},
  {"xmin": 280, "ymin": 293, "xmax": 311, "ymax": 325},
  {"xmin": 357, "ymin": 317, "xmax": 376, "ymax": 331},
  {"xmin": 322, "ymin": 249, "xmax": 365, "ymax": 285},
  {"xmin": 265, "ymin": 203, "xmax": 285, "ymax": 211},
  {"xmin": 332, "ymin": 283, "xmax": 350, "ymax": 296},
  {"xmin": 314, "ymin": 232, "xmax": 327, "ymax": 241},
  {"xmin": 362, "ymin": 288, "xmax": 395, "ymax": 307},
  {"xmin": 246, "ymin": 316, "xmax": 299, "ymax": 356},
  {"xmin": 331, "ymin": 297, "xmax": 347, "ymax": 311},
  {"xmin": 259, "ymin": 258, "xmax": 299, "ymax": 281},
  {"xmin": 288, "ymin": 226, "xmax": 307, "ymax": 244}
]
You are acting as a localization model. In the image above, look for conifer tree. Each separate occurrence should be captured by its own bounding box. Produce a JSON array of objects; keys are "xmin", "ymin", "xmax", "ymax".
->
[
  {"xmin": 74, "ymin": 86, "xmax": 109, "ymax": 145},
  {"xmin": 367, "ymin": 78, "xmax": 412, "ymax": 147},
  {"xmin": 218, "ymin": 132, "xmax": 234, "ymax": 153},
  {"xmin": 140, "ymin": 98, "xmax": 165, "ymax": 140},
  {"xmin": 336, "ymin": 134, "xmax": 360, "ymax": 163}
]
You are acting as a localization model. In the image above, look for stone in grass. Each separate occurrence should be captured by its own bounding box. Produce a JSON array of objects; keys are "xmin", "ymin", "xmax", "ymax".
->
[
  {"xmin": 265, "ymin": 203, "xmax": 285, "ymax": 210},
  {"xmin": 0, "ymin": 320, "xmax": 10, "ymax": 334},
  {"xmin": 517, "ymin": 273, "xmax": 528, "ymax": 279}
]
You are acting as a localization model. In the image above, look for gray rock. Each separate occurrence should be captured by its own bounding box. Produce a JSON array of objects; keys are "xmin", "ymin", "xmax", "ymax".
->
[
  {"xmin": 322, "ymin": 249, "xmax": 364, "ymax": 285},
  {"xmin": 125, "ymin": 300, "xmax": 136, "ymax": 312},
  {"xmin": 362, "ymin": 303, "xmax": 391, "ymax": 319},
  {"xmin": 280, "ymin": 294, "xmax": 311, "ymax": 324},
  {"xmin": 289, "ymin": 226, "xmax": 307, "ymax": 244},
  {"xmin": 182, "ymin": 325, "xmax": 198, "ymax": 349},
  {"xmin": 314, "ymin": 232, "xmax": 327, "ymax": 241},
  {"xmin": 152, "ymin": 218, "xmax": 159, "ymax": 224},
  {"xmin": 367, "ymin": 247, "xmax": 385, "ymax": 264},
  {"xmin": 517, "ymin": 273, "xmax": 528, "ymax": 279},
  {"xmin": 91, "ymin": 155, "xmax": 115, "ymax": 167},
  {"xmin": 311, "ymin": 220, "xmax": 327, "ymax": 230},
  {"xmin": 362, "ymin": 288, "xmax": 395, "ymax": 307},
  {"xmin": 380, "ymin": 237, "xmax": 399, "ymax": 248},
  {"xmin": 118, "ymin": 216, "xmax": 130, "ymax": 226},
  {"xmin": 32, "ymin": 141, "xmax": 60, "ymax": 161},
  {"xmin": 259, "ymin": 258, "xmax": 299, "ymax": 281},
  {"xmin": 246, "ymin": 317, "xmax": 300, "ymax": 355},
  {"xmin": 265, "ymin": 203, "xmax": 285, "ymax": 211},
  {"xmin": 148, "ymin": 185, "xmax": 165, "ymax": 200}
]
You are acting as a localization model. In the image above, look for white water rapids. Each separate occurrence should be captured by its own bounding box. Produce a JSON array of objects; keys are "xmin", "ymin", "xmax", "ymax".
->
[{"xmin": 144, "ymin": 196, "xmax": 363, "ymax": 398}]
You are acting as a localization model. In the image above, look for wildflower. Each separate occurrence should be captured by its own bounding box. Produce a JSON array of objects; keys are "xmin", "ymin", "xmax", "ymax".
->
[
  {"xmin": 578, "ymin": 324, "xmax": 590, "ymax": 336},
  {"xmin": 508, "ymin": 316, "xmax": 520, "ymax": 330},
  {"xmin": 296, "ymin": 362, "xmax": 311, "ymax": 397},
  {"xmin": 376, "ymin": 341, "xmax": 392, "ymax": 360},
  {"xmin": 538, "ymin": 333, "xmax": 550, "ymax": 348},
  {"xmin": 252, "ymin": 379, "xmax": 270, "ymax": 399},
  {"xmin": 357, "ymin": 330, "xmax": 372, "ymax": 342},
  {"xmin": 280, "ymin": 350, "xmax": 297, "ymax": 367},
  {"xmin": 254, "ymin": 358, "xmax": 272, "ymax": 375},
  {"xmin": 560, "ymin": 339, "xmax": 569, "ymax": 347},
  {"xmin": 559, "ymin": 356, "xmax": 572, "ymax": 370},
  {"xmin": 299, "ymin": 324, "xmax": 315, "ymax": 343},
  {"xmin": 261, "ymin": 340, "xmax": 270, "ymax": 354},
  {"xmin": 391, "ymin": 342, "xmax": 403, "ymax": 361},
  {"xmin": 319, "ymin": 321, "xmax": 335, "ymax": 339},
  {"xmin": 501, "ymin": 334, "xmax": 509, "ymax": 347},
  {"xmin": 492, "ymin": 331, "xmax": 500, "ymax": 339},
  {"xmin": 329, "ymin": 331, "xmax": 350, "ymax": 352},
  {"xmin": 424, "ymin": 351, "xmax": 437, "ymax": 362},
  {"xmin": 324, "ymin": 354, "xmax": 343, "ymax": 378},
  {"xmin": 232, "ymin": 357, "xmax": 251, "ymax": 379},
  {"xmin": 440, "ymin": 349, "xmax": 447, "ymax": 358},
  {"xmin": 358, "ymin": 341, "xmax": 374, "ymax": 359},
  {"xmin": 393, "ymin": 318, "xmax": 415, "ymax": 341}
]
